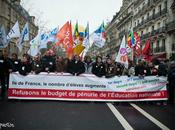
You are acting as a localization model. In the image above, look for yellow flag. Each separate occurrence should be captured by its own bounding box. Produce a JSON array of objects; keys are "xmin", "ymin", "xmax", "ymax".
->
[{"xmin": 73, "ymin": 42, "xmax": 85, "ymax": 56}]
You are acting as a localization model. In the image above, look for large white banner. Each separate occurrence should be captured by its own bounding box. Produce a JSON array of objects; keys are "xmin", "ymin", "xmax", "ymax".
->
[{"xmin": 8, "ymin": 73, "xmax": 168, "ymax": 101}]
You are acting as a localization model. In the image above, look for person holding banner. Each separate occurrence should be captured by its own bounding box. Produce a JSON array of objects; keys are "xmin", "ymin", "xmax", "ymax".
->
[
  {"xmin": 56, "ymin": 56, "xmax": 65, "ymax": 73},
  {"xmin": 41, "ymin": 51, "xmax": 56, "ymax": 73},
  {"xmin": 18, "ymin": 54, "xmax": 32, "ymax": 76},
  {"xmin": 9, "ymin": 53, "xmax": 21, "ymax": 72},
  {"xmin": 67, "ymin": 54, "xmax": 85, "ymax": 76},
  {"xmin": 168, "ymin": 62, "xmax": 175, "ymax": 104},
  {"xmin": 115, "ymin": 62, "xmax": 124, "ymax": 76},
  {"xmin": 84, "ymin": 55, "xmax": 93, "ymax": 74},
  {"xmin": 32, "ymin": 55, "xmax": 43, "ymax": 74},
  {"xmin": 135, "ymin": 59, "xmax": 147, "ymax": 78},
  {"xmin": 105, "ymin": 56, "xmax": 116, "ymax": 78},
  {"xmin": 92, "ymin": 56, "xmax": 106, "ymax": 77}
]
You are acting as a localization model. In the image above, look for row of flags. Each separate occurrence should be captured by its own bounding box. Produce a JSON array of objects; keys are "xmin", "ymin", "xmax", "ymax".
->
[
  {"xmin": 116, "ymin": 31, "xmax": 152, "ymax": 69},
  {"xmin": 0, "ymin": 20, "xmax": 106, "ymax": 58},
  {"xmin": 1, "ymin": 20, "xmax": 153, "ymax": 68},
  {"xmin": 0, "ymin": 21, "xmax": 29, "ymax": 50}
]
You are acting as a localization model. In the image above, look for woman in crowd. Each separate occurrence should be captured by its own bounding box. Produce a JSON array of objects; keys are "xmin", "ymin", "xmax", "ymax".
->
[
  {"xmin": 84, "ymin": 55, "xmax": 93, "ymax": 74},
  {"xmin": 92, "ymin": 56, "xmax": 106, "ymax": 77}
]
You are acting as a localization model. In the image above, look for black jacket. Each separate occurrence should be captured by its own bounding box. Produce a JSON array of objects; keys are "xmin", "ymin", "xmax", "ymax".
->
[
  {"xmin": 67, "ymin": 60, "xmax": 85, "ymax": 75},
  {"xmin": 92, "ymin": 62, "xmax": 106, "ymax": 77},
  {"xmin": 135, "ymin": 64, "xmax": 146, "ymax": 76},
  {"xmin": 32, "ymin": 61, "xmax": 43, "ymax": 74},
  {"xmin": 168, "ymin": 67, "xmax": 175, "ymax": 84},
  {"xmin": 105, "ymin": 63, "xmax": 116, "ymax": 78},
  {"xmin": 41, "ymin": 56, "xmax": 56, "ymax": 72},
  {"xmin": 9, "ymin": 59, "xmax": 21, "ymax": 72},
  {"xmin": 158, "ymin": 63, "xmax": 167, "ymax": 76},
  {"xmin": 19, "ymin": 62, "xmax": 32, "ymax": 76},
  {"xmin": 0, "ymin": 56, "xmax": 6, "ymax": 76}
]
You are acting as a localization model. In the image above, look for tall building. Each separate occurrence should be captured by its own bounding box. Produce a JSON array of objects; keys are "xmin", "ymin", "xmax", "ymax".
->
[
  {"xmin": 133, "ymin": 0, "xmax": 175, "ymax": 60},
  {"xmin": 88, "ymin": 0, "xmax": 175, "ymax": 61},
  {"xmin": 0, "ymin": 0, "xmax": 38, "ymax": 57}
]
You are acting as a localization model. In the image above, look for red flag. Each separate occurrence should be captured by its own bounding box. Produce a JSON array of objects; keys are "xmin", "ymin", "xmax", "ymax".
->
[
  {"xmin": 56, "ymin": 21, "xmax": 73, "ymax": 58},
  {"xmin": 134, "ymin": 32, "xmax": 142, "ymax": 58},
  {"xmin": 142, "ymin": 39, "xmax": 152, "ymax": 61}
]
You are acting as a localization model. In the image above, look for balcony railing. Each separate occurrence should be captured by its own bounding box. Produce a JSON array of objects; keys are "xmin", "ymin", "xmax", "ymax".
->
[
  {"xmin": 154, "ymin": 46, "xmax": 166, "ymax": 53},
  {"xmin": 140, "ymin": 27, "xmax": 166, "ymax": 41},
  {"xmin": 167, "ymin": 20, "xmax": 175, "ymax": 32},
  {"xmin": 134, "ymin": 8, "xmax": 167, "ymax": 31},
  {"xmin": 172, "ymin": 43, "xmax": 175, "ymax": 51}
]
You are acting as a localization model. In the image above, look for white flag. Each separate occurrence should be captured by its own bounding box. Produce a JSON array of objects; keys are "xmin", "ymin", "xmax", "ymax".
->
[
  {"xmin": 18, "ymin": 22, "xmax": 29, "ymax": 51},
  {"xmin": 90, "ymin": 22, "xmax": 106, "ymax": 48},
  {"xmin": 7, "ymin": 21, "xmax": 20, "ymax": 40},
  {"xmin": 47, "ymin": 27, "xmax": 59, "ymax": 43},
  {"xmin": 39, "ymin": 33, "xmax": 49, "ymax": 49},
  {"xmin": 28, "ymin": 33, "xmax": 40, "ymax": 57},
  {"xmin": 115, "ymin": 35, "xmax": 128, "ymax": 69},
  {"xmin": 0, "ymin": 25, "xmax": 8, "ymax": 48}
]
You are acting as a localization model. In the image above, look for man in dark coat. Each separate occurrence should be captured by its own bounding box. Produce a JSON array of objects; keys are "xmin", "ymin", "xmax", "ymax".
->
[
  {"xmin": 135, "ymin": 60, "xmax": 147, "ymax": 77},
  {"xmin": 32, "ymin": 55, "xmax": 43, "ymax": 74},
  {"xmin": 41, "ymin": 51, "xmax": 56, "ymax": 72},
  {"xmin": 19, "ymin": 54, "xmax": 32, "ymax": 76},
  {"xmin": 168, "ymin": 62, "xmax": 175, "ymax": 104},
  {"xmin": 67, "ymin": 55, "xmax": 85, "ymax": 76},
  {"xmin": 0, "ymin": 51, "xmax": 6, "ymax": 99},
  {"xmin": 105, "ymin": 57, "xmax": 116, "ymax": 78},
  {"xmin": 9, "ymin": 53, "xmax": 21, "ymax": 72}
]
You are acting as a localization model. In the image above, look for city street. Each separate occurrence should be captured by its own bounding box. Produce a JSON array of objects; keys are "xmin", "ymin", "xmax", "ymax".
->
[
  {"xmin": 0, "ymin": 0, "xmax": 175, "ymax": 129},
  {"xmin": 0, "ymin": 100, "xmax": 175, "ymax": 130}
]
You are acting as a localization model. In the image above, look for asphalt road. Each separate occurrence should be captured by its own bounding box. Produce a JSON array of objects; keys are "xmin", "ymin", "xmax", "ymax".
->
[{"xmin": 0, "ymin": 100, "xmax": 175, "ymax": 130}]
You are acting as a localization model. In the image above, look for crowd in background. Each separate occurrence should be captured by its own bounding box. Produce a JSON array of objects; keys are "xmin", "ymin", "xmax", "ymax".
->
[{"xmin": 0, "ymin": 50, "xmax": 175, "ymax": 104}]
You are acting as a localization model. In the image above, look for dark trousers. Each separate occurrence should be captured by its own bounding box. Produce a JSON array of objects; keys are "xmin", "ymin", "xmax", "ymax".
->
[
  {"xmin": 0, "ymin": 74, "xmax": 6, "ymax": 98},
  {"xmin": 168, "ymin": 83, "xmax": 175, "ymax": 104}
]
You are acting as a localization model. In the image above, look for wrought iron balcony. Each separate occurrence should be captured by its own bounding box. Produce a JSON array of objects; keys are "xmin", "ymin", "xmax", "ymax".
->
[
  {"xmin": 172, "ymin": 43, "xmax": 175, "ymax": 51},
  {"xmin": 167, "ymin": 20, "xmax": 175, "ymax": 33}
]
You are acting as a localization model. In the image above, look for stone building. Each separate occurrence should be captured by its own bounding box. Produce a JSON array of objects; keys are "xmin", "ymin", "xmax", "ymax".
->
[
  {"xmin": 0, "ymin": 0, "xmax": 38, "ymax": 56},
  {"xmin": 88, "ymin": 0, "xmax": 175, "ymax": 61}
]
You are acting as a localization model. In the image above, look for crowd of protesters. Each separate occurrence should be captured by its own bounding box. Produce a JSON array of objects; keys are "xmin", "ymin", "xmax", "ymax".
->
[{"xmin": 0, "ymin": 50, "xmax": 175, "ymax": 104}]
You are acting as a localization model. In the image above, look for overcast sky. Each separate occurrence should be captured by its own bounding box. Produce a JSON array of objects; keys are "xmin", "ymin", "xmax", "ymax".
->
[{"xmin": 22, "ymin": 0, "xmax": 122, "ymax": 33}]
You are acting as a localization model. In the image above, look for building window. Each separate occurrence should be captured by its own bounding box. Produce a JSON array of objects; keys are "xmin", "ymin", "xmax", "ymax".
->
[
  {"xmin": 163, "ymin": 20, "xmax": 166, "ymax": 26},
  {"xmin": 156, "ymin": 40, "xmax": 160, "ymax": 52},
  {"xmin": 147, "ymin": 13, "xmax": 149, "ymax": 19},
  {"xmin": 142, "ymin": 17, "xmax": 144, "ymax": 23},
  {"xmin": 153, "ymin": 9, "xmax": 155, "ymax": 17},
  {"xmin": 141, "ymin": 31, "xmax": 143, "ymax": 35},
  {"xmin": 172, "ymin": 43, "xmax": 175, "ymax": 51},
  {"xmin": 164, "ymin": 1, "xmax": 167, "ymax": 9},
  {"xmin": 162, "ymin": 39, "xmax": 166, "ymax": 52},
  {"xmin": 152, "ymin": 26, "xmax": 154, "ymax": 31},
  {"xmin": 157, "ymin": 22, "xmax": 161, "ymax": 29},
  {"xmin": 159, "ymin": 4, "xmax": 162, "ymax": 14}
]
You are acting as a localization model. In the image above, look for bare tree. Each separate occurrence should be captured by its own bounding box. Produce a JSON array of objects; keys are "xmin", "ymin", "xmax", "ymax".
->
[{"xmin": 21, "ymin": 0, "xmax": 49, "ymax": 32}]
